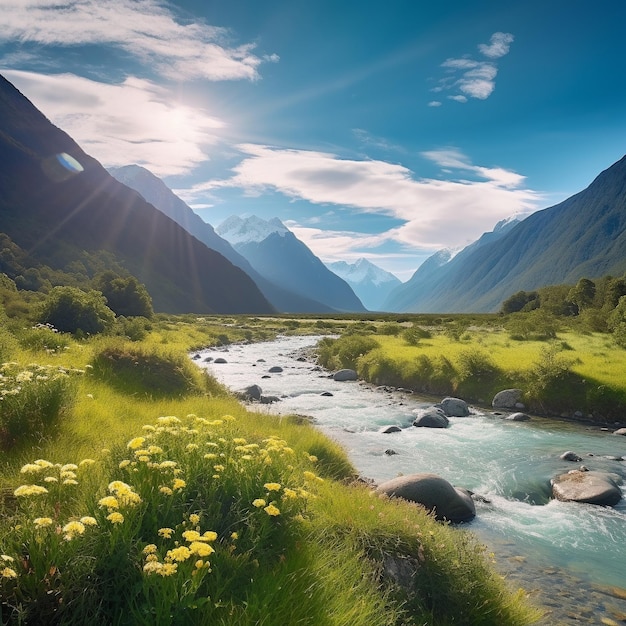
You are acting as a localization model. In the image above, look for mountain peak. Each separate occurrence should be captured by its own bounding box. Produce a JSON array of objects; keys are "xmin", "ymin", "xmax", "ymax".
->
[{"xmin": 217, "ymin": 214, "xmax": 289, "ymax": 245}]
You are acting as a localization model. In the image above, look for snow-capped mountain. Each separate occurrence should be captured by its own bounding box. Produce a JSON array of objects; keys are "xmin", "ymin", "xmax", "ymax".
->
[
  {"xmin": 108, "ymin": 165, "xmax": 341, "ymax": 313},
  {"xmin": 325, "ymin": 258, "xmax": 401, "ymax": 311},
  {"xmin": 217, "ymin": 215, "xmax": 366, "ymax": 312}
]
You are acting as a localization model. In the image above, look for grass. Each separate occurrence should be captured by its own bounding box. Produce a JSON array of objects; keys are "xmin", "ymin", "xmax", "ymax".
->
[
  {"xmin": 318, "ymin": 324, "xmax": 626, "ymax": 421},
  {"xmin": 0, "ymin": 316, "xmax": 542, "ymax": 625}
]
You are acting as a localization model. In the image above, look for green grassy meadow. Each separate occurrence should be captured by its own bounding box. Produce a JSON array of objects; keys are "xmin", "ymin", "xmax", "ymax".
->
[{"xmin": 0, "ymin": 315, "xmax": 541, "ymax": 625}]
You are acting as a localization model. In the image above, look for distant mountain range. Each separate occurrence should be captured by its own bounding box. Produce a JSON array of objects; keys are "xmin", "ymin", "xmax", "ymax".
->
[
  {"xmin": 217, "ymin": 215, "xmax": 366, "ymax": 312},
  {"xmin": 0, "ymin": 74, "xmax": 272, "ymax": 314},
  {"xmin": 384, "ymin": 158, "xmax": 626, "ymax": 312},
  {"xmin": 326, "ymin": 258, "xmax": 401, "ymax": 311},
  {"xmin": 109, "ymin": 165, "xmax": 341, "ymax": 313}
]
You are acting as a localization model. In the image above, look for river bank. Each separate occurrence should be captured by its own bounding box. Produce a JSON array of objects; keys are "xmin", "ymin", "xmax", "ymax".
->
[{"xmin": 199, "ymin": 334, "xmax": 626, "ymax": 626}]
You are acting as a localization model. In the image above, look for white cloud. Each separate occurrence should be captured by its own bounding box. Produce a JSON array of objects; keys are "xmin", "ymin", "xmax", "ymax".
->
[
  {"xmin": 428, "ymin": 100, "xmax": 442, "ymax": 107},
  {"xmin": 183, "ymin": 144, "xmax": 540, "ymax": 251},
  {"xmin": 432, "ymin": 32, "xmax": 513, "ymax": 103},
  {"xmin": 4, "ymin": 70, "xmax": 224, "ymax": 176},
  {"xmin": 0, "ymin": 0, "xmax": 268, "ymax": 81},
  {"xmin": 478, "ymin": 32, "xmax": 514, "ymax": 59}
]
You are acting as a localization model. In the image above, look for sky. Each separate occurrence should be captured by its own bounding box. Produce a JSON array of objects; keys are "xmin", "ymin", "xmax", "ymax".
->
[{"xmin": 1, "ymin": 0, "xmax": 625, "ymax": 281}]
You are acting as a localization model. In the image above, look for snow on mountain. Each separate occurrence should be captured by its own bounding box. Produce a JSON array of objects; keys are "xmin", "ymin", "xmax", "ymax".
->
[
  {"xmin": 326, "ymin": 258, "xmax": 401, "ymax": 311},
  {"xmin": 217, "ymin": 215, "xmax": 288, "ymax": 246}
]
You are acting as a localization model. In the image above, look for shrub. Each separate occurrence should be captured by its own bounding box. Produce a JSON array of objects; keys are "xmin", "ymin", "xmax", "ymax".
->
[
  {"xmin": 402, "ymin": 325, "xmax": 431, "ymax": 346},
  {"xmin": 0, "ymin": 363, "xmax": 79, "ymax": 450},
  {"xmin": 457, "ymin": 349, "xmax": 499, "ymax": 382},
  {"xmin": 39, "ymin": 286, "xmax": 115, "ymax": 335},
  {"xmin": 113, "ymin": 316, "xmax": 151, "ymax": 341},
  {"xmin": 90, "ymin": 342, "xmax": 206, "ymax": 397},
  {"xmin": 316, "ymin": 334, "xmax": 378, "ymax": 370},
  {"xmin": 377, "ymin": 323, "xmax": 402, "ymax": 336},
  {"xmin": 17, "ymin": 324, "xmax": 71, "ymax": 352},
  {"xmin": 93, "ymin": 271, "xmax": 154, "ymax": 318}
]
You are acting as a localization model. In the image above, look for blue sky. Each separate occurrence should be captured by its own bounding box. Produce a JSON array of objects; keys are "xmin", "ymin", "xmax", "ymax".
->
[{"xmin": 1, "ymin": 0, "xmax": 625, "ymax": 280}]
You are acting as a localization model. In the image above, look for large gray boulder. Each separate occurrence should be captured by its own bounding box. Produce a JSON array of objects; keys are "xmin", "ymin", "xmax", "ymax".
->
[
  {"xmin": 551, "ymin": 470, "xmax": 622, "ymax": 506},
  {"xmin": 492, "ymin": 389, "xmax": 524, "ymax": 410},
  {"xmin": 236, "ymin": 384, "xmax": 262, "ymax": 401},
  {"xmin": 613, "ymin": 428, "xmax": 626, "ymax": 436},
  {"xmin": 333, "ymin": 369, "xmax": 358, "ymax": 381},
  {"xmin": 376, "ymin": 473, "xmax": 476, "ymax": 522},
  {"xmin": 437, "ymin": 397, "xmax": 470, "ymax": 417},
  {"xmin": 505, "ymin": 412, "xmax": 531, "ymax": 421},
  {"xmin": 412, "ymin": 407, "xmax": 449, "ymax": 429}
]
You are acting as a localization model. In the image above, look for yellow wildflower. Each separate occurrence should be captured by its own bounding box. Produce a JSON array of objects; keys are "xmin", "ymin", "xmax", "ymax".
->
[
  {"xmin": 308, "ymin": 455, "xmax": 318, "ymax": 463},
  {"xmin": 189, "ymin": 513, "xmax": 200, "ymax": 525},
  {"xmin": 34, "ymin": 459, "xmax": 54, "ymax": 468},
  {"xmin": 60, "ymin": 470, "xmax": 76, "ymax": 480},
  {"xmin": 61, "ymin": 463, "xmax": 78, "ymax": 472},
  {"xmin": 98, "ymin": 496, "xmax": 119, "ymax": 509},
  {"xmin": 20, "ymin": 463, "xmax": 43, "ymax": 474},
  {"xmin": 213, "ymin": 465, "xmax": 225, "ymax": 472},
  {"xmin": 182, "ymin": 530, "xmax": 201, "ymax": 542},
  {"xmin": 143, "ymin": 544, "xmax": 158, "ymax": 555},
  {"xmin": 159, "ymin": 486, "xmax": 173, "ymax": 496},
  {"xmin": 62, "ymin": 479, "xmax": 78, "ymax": 486},
  {"xmin": 1, "ymin": 567, "xmax": 18, "ymax": 579},
  {"xmin": 232, "ymin": 438, "xmax": 247, "ymax": 445},
  {"xmin": 106, "ymin": 512, "xmax": 124, "ymax": 524},
  {"xmin": 79, "ymin": 459, "xmax": 96, "ymax": 467},
  {"xmin": 202, "ymin": 531, "xmax": 217, "ymax": 542},
  {"xmin": 143, "ymin": 561, "xmax": 163, "ymax": 575},
  {"xmin": 172, "ymin": 478, "xmax": 186, "ymax": 491},
  {"xmin": 14, "ymin": 485, "xmax": 48, "ymax": 497},
  {"xmin": 158, "ymin": 563, "xmax": 178, "ymax": 577},
  {"xmin": 1, "ymin": 555, "xmax": 15, "ymax": 562},
  {"xmin": 159, "ymin": 460, "xmax": 177, "ymax": 469},
  {"xmin": 80, "ymin": 516, "xmax": 97, "ymax": 526},
  {"xmin": 230, "ymin": 532, "xmax": 238, "ymax": 540},
  {"xmin": 189, "ymin": 542, "xmax": 215, "ymax": 558},
  {"xmin": 203, "ymin": 453, "xmax": 217, "ymax": 460},
  {"xmin": 33, "ymin": 517, "xmax": 54, "ymax": 528},
  {"xmin": 158, "ymin": 527, "xmax": 174, "ymax": 539},
  {"xmin": 147, "ymin": 445, "xmax": 163, "ymax": 455},
  {"xmin": 282, "ymin": 488, "xmax": 298, "ymax": 499},
  {"xmin": 166, "ymin": 546, "xmax": 192, "ymax": 562},
  {"xmin": 119, "ymin": 460, "xmax": 131, "ymax": 469},
  {"xmin": 63, "ymin": 521, "xmax": 86, "ymax": 539},
  {"xmin": 186, "ymin": 443, "xmax": 199, "ymax": 451},
  {"xmin": 264, "ymin": 482, "xmax": 281, "ymax": 492},
  {"xmin": 127, "ymin": 437, "xmax": 145, "ymax": 450},
  {"xmin": 252, "ymin": 498, "xmax": 266, "ymax": 508},
  {"xmin": 264, "ymin": 504, "xmax": 281, "ymax": 517},
  {"xmin": 157, "ymin": 416, "xmax": 180, "ymax": 425},
  {"xmin": 44, "ymin": 476, "xmax": 58, "ymax": 483}
]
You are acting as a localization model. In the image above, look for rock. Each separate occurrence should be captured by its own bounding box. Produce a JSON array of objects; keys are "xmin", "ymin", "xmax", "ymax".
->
[
  {"xmin": 613, "ymin": 428, "xmax": 626, "ymax": 436},
  {"xmin": 551, "ymin": 470, "xmax": 622, "ymax": 506},
  {"xmin": 560, "ymin": 451, "xmax": 582, "ymax": 462},
  {"xmin": 384, "ymin": 449, "xmax": 398, "ymax": 456},
  {"xmin": 376, "ymin": 473, "xmax": 476, "ymax": 522},
  {"xmin": 437, "ymin": 397, "xmax": 470, "ymax": 417},
  {"xmin": 333, "ymin": 369, "xmax": 358, "ymax": 382},
  {"xmin": 320, "ymin": 391, "xmax": 334, "ymax": 397},
  {"xmin": 492, "ymin": 389, "xmax": 524, "ymax": 410},
  {"xmin": 380, "ymin": 425, "xmax": 402, "ymax": 434},
  {"xmin": 412, "ymin": 407, "xmax": 449, "ymax": 429},
  {"xmin": 261, "ymin": 375, "xmax": 271, "ymax": 379},
  {"xmin": 268, "ymin": 366, "xmax": 283, "ymax": 373},
  {"xmin": 203, "ymin": 356, "xmax": 213, "ymax": 363},
  {"xmin": 192, "ymin": 353, "xmax": 201, "ymax": 360},
  {"xmin": 505, "ymin": 412, "xmax": 531, "ymax": 421},
  {"xmin": 260, "ymin": 395, "xmax": 280, "ymax": 404},
  {"xmin": 238, "ymin": 384, "xmax": 262, "ymax": 401},
  {"xmin": 257, "ymin": 359, "xmax": 266, "ymax": 362},
  {"xmin": 213, "ymin": 357, "xmax": 227, "ymax": 364}
]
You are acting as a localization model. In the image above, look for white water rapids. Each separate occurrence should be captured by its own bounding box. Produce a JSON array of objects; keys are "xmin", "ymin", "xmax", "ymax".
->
[{"xmin": 197, "ymin": 335, "xmax": 626, "ymax": 623}]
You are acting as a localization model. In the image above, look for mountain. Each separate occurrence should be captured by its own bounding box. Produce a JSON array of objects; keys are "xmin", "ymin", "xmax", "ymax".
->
[
  {"xmin": 0, "ymin": 74, "xmax": 273, "ymax": 314},
  {"xmin": 217, "ymin": 215, "xmax": 367, "ymax": 312},
  {"xmin": 383, "ymin": 218, "xmax": 519, "ymax": 311},
  {"xmin": 108, "ymin": 165, "xmax": 335, "ymax": 313},
  {"xmin": 325, "ymin": 258, "xmax": 401, "ymax": 311},
  {"xmin": 384, "ymin": 157, "xmax": 626, "ymax": 312}
]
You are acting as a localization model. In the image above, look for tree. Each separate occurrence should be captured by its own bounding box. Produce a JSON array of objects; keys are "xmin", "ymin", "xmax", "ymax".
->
[
  {"xmin": 608, "ymin": 295, "xmax": 626, "ymax": 348},
  {"xmin": 93, "ymin": 271, "xmax": 153, "ymax": 318},
  {"xmin": 500, "ymin": 291, "xmax": 539, "ymax": 314},
  {"xmin": 39, "ymin": 286, "xmax": 115, "ymax": 335},
  {"xmin": 567, "ymin": 278, "xmax": 596, "ymax": 314}
]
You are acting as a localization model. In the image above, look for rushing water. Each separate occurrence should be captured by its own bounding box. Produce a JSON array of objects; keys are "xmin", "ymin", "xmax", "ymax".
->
[{"xmin": 197, "ymin": 335, "xmax": 626, "ymax": 624}]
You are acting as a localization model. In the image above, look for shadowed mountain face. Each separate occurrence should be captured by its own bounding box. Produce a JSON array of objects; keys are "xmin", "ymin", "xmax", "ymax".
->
[
  {"xmin": 384, "ymin": 158, "xmax": 626, "ymax": 312},
  {"xmin": 217, "ymin": 215, "xmax": 367, "ymax": 313},
  {"xmin": 0, "ymin": 74, "xmax": 273, "ymax": 314},
  {"xmin": 108, "ymin": 165, "xmax": 338, "ymax": 313}
]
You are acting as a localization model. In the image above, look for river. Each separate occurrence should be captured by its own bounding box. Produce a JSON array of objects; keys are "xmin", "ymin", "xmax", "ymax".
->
[{"xmin": 197, "ymin": 334, "xmax": 626, "ymax": 625}]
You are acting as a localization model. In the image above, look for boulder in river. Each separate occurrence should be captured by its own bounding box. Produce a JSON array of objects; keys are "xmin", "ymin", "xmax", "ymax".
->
[
  {"xmin": 505, "ymin": 412, "xmax": 531, "ymax": 422},
  {"xmin": 376, "ymin": 473, "xmax": 476, "ymax": 523},
  {"xmin": 551, "ymin": 470, "xmax": 622, "ymax": 506},
  {"xmin": 560, "ymin": 450, "xmax": 582, "ymax": 462},
  {"xmin": 235, "ymin": 384, "xmax": 262, "ymax": 401},
  {"xmin": 333, "ymin": 369, "xmax": 358, "ymax": 382},
  {"xmin": 268, "ymin": 366, "xmax": 283, "ymax": 373},
  {"xmin": 320, "ymin": 391, "xmax": 334, "ymax": 397},
  {"xmin": 412, "ymin": 407, "xmax": 449, "ymax": 429},
  {"xmin": 437, "ymin": 397, "xmax": 470, "ymax": 417},
  {"xmin": 492, "ymin": 388, "xmax": 524, "ymax": 410},
  {"xmin": 613, "ymin": 428, "xmax": 626, "ymax": 436},
  {"xmin": 380, "ymin": 425, "xmax": 402, "ymax": 434},
  {"xmin": 213, "ymin": 357, "xmax": 227, "ymax": 364}
]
